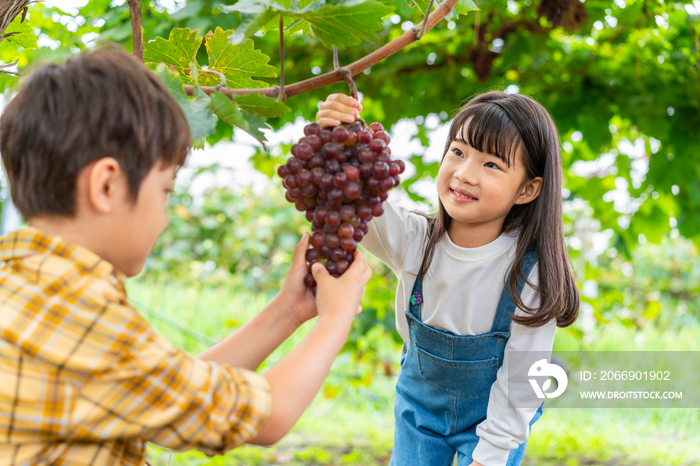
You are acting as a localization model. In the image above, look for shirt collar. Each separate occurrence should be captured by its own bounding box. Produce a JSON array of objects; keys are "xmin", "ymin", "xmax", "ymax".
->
[{"xmin": 0, "ymin": 227, "xmax": 126, "ymax": 289}]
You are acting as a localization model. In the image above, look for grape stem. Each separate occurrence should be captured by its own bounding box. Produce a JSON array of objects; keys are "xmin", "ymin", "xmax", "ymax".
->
[
  {"xmin": 183, "ymin": 0, "xmax": 459, "ymax": 100},
  {"xmin": 126, "ymin": 0, "xmax": 143, "ymax": 62},
  {"xmin": 333, "ymin": 47, "xmax": 340, "ymax": 70}
]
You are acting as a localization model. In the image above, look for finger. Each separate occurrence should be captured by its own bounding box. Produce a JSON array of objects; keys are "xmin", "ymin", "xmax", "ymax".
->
[
  {"xmin": 317, "ymin": 109, "xmax": 356, "ymax": 125},
  {"xmin": 325, "ymin": 93, "xmax": 359, "ymax": 107},
  {"xmin": 292, "ymin": 233, "xmax": 310, "ymax": 268},
  {"xmin": 311, "ymin": 262, "xmax": 330, "ymax": 283},
  {"xmin": 317, "ymin": 117, "xmax": 342, "ymax": 128},
  {"xmin": 356, "ymin": 305, "xmax": 363, "ymax": 315},
  {"xmin": 319, "ymin": 100, "xmax": 359, "ymax": 116}
]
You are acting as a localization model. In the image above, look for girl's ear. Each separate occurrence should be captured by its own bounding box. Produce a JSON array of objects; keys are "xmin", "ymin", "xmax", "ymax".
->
[{"xmin": 515, "ymin": 176, "xmax": 543, "ymax": 205}]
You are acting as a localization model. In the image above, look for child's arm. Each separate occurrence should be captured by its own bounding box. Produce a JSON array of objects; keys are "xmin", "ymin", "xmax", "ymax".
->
[
  {"xmin": 55, "ymin": 248, "xmax": 370, "ymax": 453},
  {"xmin": 197, "ymin": 233, "xmax": 317, "ymax": 371},
  {"xmin": 250, "ymin": 250, "xmax": 372, "ymax": 445}
]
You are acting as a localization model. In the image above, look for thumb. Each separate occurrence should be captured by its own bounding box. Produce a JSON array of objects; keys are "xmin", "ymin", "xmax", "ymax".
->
[{"xmin": 311, "ymin": 262, "xmax": 329, "ymax": 282}]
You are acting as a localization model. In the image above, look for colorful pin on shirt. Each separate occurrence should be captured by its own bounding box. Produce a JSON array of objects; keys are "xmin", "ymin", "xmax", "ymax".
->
[{"xmin": 410, "ymin": 291, "xmax": 423, "ymax": 306}]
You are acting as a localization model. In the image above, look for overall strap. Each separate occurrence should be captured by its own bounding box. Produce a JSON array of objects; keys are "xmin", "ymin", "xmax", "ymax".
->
[
  {"xmin": 407, "ymin": 243, "xmax": 429, "ymax": 321},
  {"xmin": 490, "ymin": 249, "xmax": 538, "ymax": 333}
]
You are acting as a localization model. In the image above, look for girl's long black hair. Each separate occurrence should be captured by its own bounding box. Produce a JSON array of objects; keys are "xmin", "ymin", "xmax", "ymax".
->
[{"xmin": 416, "ymin": 91, "xmax": 579, "ymax": 328}]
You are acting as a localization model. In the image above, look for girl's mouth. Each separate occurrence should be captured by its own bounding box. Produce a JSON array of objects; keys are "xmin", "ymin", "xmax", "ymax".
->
[{"xmin": 450, "ymin": 188, "xmax": 477, "ymax": 202}]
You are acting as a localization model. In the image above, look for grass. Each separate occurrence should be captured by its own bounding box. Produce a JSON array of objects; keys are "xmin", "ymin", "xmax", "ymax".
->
[{"xmin": 127, "ymin": 278, "xmax": 700, "ymax": 466}]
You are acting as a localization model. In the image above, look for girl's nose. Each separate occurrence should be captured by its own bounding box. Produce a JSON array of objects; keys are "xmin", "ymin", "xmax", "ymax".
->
[{"xmin": 454, "ymin": 160, "xmax": 477, "ymax": 185}]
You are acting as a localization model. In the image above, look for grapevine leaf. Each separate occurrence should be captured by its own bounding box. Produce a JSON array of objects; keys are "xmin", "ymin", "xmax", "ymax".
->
[
  {"xmin": 154, "ymin": 64, "xmax": 217, "ymax": 142},
  {"xmin": 412, "ymin": 0, "xmax": 478, "ymax": 21},
  {"xmin": 200, "ymin": 27, "xmax": 277, "ymax": 89},
  {"xmin": 302, "ymin": 0, "xmax": 395, "ymax": 49},
  {"xmin": 144, "ymin": 28, "xmax": 202, "ymax": 83},
  {"xmin": 217, "ymin": 0, "xmax": 279, "ymax": 45},
  {"xmin": 217, "ymin": 0, "xmax": 393, "ymax": 49},
  {"xmin": 230, "ymin": 93, "xmax": 291, "ymax": 117},
  {"xmin": 1, "ymin": 15, "xmax": 37, "ymax": 52},
  {"xmin": 208, "ymin": 91, "xmax": 270, "ymax": 148}
]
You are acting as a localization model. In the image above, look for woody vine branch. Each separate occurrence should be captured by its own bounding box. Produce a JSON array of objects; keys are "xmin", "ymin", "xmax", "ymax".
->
[{"xmin": 172, "ymin": 0, "xmax": 460, "ymax": 101}]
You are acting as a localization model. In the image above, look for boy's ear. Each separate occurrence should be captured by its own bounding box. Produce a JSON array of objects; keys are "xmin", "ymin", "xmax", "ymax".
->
[
  {"xmin": 85, "ymin": 157, "xmax": 125, "ymax": 214},
  {"xmin": 515, "ymin": 176, "xmax": 543, "ymax": 205}
]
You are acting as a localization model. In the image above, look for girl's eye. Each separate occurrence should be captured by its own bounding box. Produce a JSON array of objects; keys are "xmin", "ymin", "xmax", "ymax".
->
[
  {"xmin": 485, "ymin": 162, "xmax": 501, "ymax": 169},
  {"xmin": 452, "ymin": 148, "xmax": 464, "ymax": 157}
]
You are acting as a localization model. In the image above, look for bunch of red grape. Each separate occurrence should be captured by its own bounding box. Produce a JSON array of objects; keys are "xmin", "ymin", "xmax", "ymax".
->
[{"xmin": 277, "ymin": 120, "xmax": 405, "ymax": 293}]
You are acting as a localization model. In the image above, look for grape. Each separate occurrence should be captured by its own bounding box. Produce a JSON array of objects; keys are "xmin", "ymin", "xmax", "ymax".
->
[
  {"xmin": 339, "ymin": 205, "xmax": 355, "ymax": 222},
  {"xmin": 306, "ymin": 248, "xmax": 319, "ymax": 262},
  {"xmin": 287, "ymin": 158, "xmax": 303, "ymax": 174},
  {"xmin": 314, "ymin": 206, "xmax": 329, "ymax": 223},
  {"xmin": 340, "ymin": 237, "xmax": 357, "ymax": 252},
  {"xmin": 328, "ymin": 189, "xmax": 344, "ymax": 204},
  {"xmin": 336, "ymin": 260, "xmax": 350, "ymax": 274},
  {"xmin": 370, "ymin": 139, "xmax": 386, "ymax": 153},
  {"xmin": 326, "ymin": 210, "xmax": 341, "ymax": 227},
  {"xmin": 282, "ymin": 118, "xmax": 402, "ymax": 286},
  {"xmin": 344, "ymin": 182, "xmax": 361, "ymax": 200},
  {"xmin": 353, "ymin": 228, "xmax": 364, "ymax": 242},
  {"xmin": 373, "ymin": 162, "xmax": 390, "ymax": 179},
  {"xmin": 322, "ymin": 142, "xmax": 338, "ymax": 159},
  {"xmin": 297, "ymin": 143, "xmax": 314, "ymax": 160},
  {"xmin": 333, "ymin": 172, "xmax": 348, "ymax": 188},
  {"xmin": 309, "ymin": 154, "xmax": 325, "ymax": 169},
  {"xmin": 332, "ymin": 126, "xmax": 348, "ymax": 142},
  {"xmin": 373, "ymin": 131, "xmax": 390, "ymax": 144},
  {"xmin": 305, "ymin": 122, "xmax": 322, "ymax": 136},
  {"xmin": 304, "ymin": 273, "xmax": 317, "ymax": 288},
  {"xmin": 311, "ymin": 231, "xmax": 326, "ymax": 248},
  {"xmin": 298, "ymin": 170, "xmax": 313, "ymax": 187},
  {"xmin": 345, "ymin": 165, "xmax": 360, "ymax": 181},
  {"xmin": 330, "ymin": 248, "xmax": 345, "ymax": 262},
  {"xmin": 320, "ymin": 129, "xmax": 333, "ymax": 144},
  {"xmin": 338, "ymin": 223, "xmax": 354, "ymax": 239},
  {"xmin": 357, "ymin": 204, "xmax": 372, "ymax": 220}
]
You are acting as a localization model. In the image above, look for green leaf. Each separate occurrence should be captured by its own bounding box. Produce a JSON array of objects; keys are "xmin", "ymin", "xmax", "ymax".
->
[
  {"xmin": 1, "ymin": 14, "xmax": 38, "ymax": 51},
  {"xmin": 303, "ymin": 0, "xmax": 395, "ymax": 49},
  {"xmin": 230, "ymin": 93, "xmax": 290, "ymax": 117},
  {"xmin": 208, "ymin": 91, "xmax": 270, "ymax": 147},
  {"xmin": 217, "ymin": 0, "xmax": 394, "ymax": 49},
  {"xmin": 154, "ymin": 63, "xmax": 217, "ymax": 142},
  {"xmin": 144, "ymin": 28, "xmax": 202, "ymax": 82},
  {"xmin": 412, "ymin": 0, "xmax": 478, "ymax": 21},
  {"xmin": 200, "ymin": 27, "xmax": 277, "ymax": 89}
]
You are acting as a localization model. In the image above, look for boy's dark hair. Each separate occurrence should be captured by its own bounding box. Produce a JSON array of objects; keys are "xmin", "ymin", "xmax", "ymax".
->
[
  {"xmin": 416, "ymin": 91, "xmax": 580, "ymax": 329},
  {"xmin": 0, "ymin": 46, "xmax": 191, "ymax": 220}
]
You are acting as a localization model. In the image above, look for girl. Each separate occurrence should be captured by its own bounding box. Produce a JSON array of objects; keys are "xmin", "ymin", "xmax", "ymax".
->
[{"xmin": 316, "ymin": 91, "xmax": 579, "ymax": 466}]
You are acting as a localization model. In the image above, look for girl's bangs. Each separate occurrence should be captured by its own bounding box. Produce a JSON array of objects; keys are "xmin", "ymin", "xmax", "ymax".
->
[{"xmin": 448, "ymin": 104, "xmax": 523, "ymax": 167}]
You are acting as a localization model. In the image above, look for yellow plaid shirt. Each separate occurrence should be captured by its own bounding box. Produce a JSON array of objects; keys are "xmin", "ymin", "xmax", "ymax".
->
[{"xmin": 0, "ymin": 228, "xmax": 271, "ymax": 466}]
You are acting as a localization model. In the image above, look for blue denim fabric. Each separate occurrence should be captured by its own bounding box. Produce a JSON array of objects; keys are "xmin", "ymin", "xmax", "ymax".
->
[{"xmin": 389, "ymin": 250, "xmax": 543, "ymax": 466}]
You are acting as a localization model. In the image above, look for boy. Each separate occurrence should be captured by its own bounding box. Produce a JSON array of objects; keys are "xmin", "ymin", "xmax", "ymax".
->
[{"xmin": 0, "ymin": 47, "xmax": 372, "ymax": 465}]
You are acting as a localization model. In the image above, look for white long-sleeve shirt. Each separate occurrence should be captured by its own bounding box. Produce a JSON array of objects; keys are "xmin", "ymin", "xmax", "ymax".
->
[{"xmin": 362, "ymin": 202, "xmax": 556, "ymax": 466}]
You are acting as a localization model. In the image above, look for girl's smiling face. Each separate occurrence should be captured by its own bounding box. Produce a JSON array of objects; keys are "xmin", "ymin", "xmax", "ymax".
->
[{"xmin": 436, "ymin": 126, "xmax": 542, "ymax": 245}]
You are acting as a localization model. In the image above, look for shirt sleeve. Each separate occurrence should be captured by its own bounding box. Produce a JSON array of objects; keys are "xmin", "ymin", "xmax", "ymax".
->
[
  {"xmin": 473, "ymin": 264, "xmax": 556, "ymax": 466},
  {"xmin": 361, "ymin": 201, "xmax": 428, "ymax": 273},
  {"xmin": 67, "ymin": 301, "xmax": 272, "ymax": 455}
]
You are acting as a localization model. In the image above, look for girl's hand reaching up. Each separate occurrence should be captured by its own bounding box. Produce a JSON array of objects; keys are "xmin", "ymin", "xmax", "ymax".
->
[{"xmin": 316, "ymin": 93, "xmax": 363, "ymax": 128}]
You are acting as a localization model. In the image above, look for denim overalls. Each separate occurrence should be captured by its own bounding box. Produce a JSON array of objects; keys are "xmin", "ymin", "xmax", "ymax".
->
[{"xmin": 389, "ymin": 250, "xmax": 543, "ymax": 466}]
